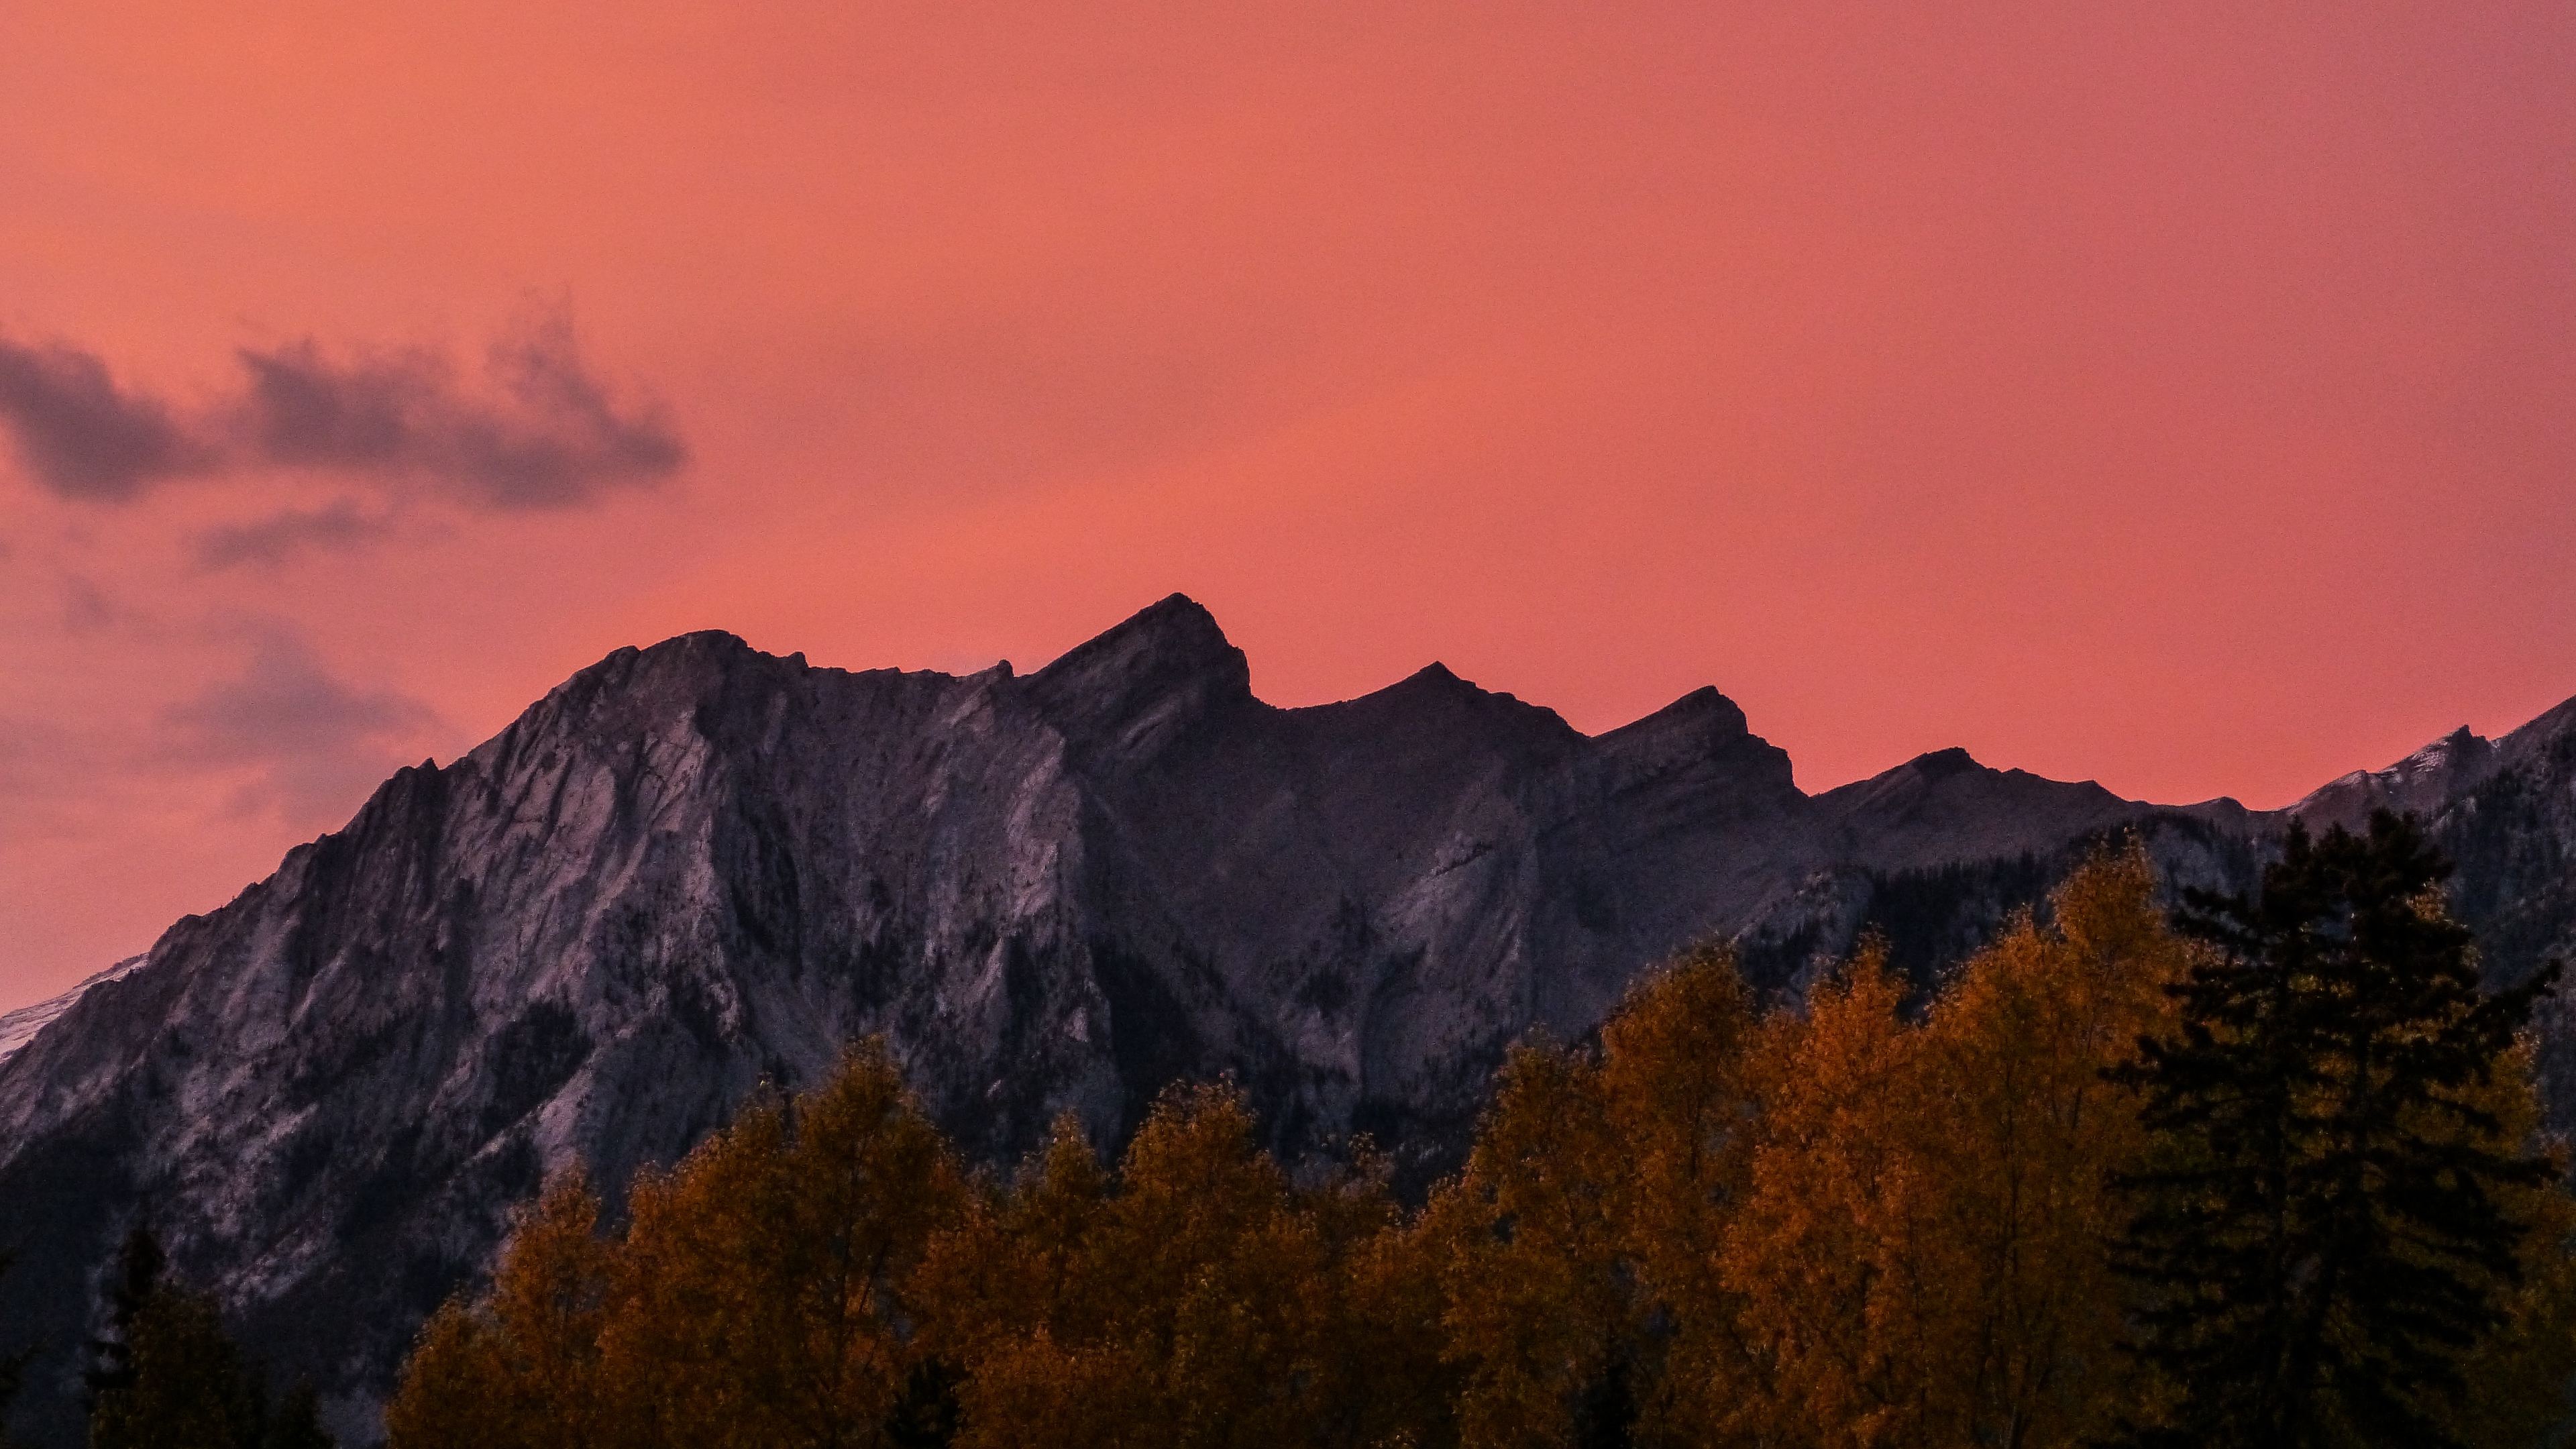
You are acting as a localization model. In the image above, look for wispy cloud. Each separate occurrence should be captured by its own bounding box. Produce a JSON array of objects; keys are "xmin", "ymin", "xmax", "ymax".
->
[
  {"xmin": 160, "ymin": 631, "xmax": 445, "ymax": 824},
  {"xmin": 191, "ymin": 499, "xmax": 402, "ymax": 572},
  {"xmin": 0, "ymin": 313, "xmax": 686, "ymax": 525}
]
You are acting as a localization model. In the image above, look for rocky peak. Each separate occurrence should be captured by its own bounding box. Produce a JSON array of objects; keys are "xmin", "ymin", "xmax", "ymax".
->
[
  {"xmin": 1023, "ymin": 594, "xmax": 1253, "ymax": 759},
  {"xmin": 1821, "ymin": 747, "xmax": 2140, "ymax": 872},
  {"xmin": 2292, "ymin": 723, "xmax": 2501, "ymax": 835},
  {"xmin": 1906, "ymin": 746, "xmax": 1982, "ymax": 778},
  {"xmin": 1593, "ymin": 686, "xmax": 1797, "ymax": 802}
]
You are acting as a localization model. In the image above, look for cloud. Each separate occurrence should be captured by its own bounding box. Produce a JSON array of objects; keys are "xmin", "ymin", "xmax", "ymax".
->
[
  {"xmin": 231, "ymin": 315, "xmax": 686, "ymax": 508},
  {"xmin": 160, "ymin": 631, "xmax": 444, "ymax": 824},
  {"xmin": 0, "ymin": 313, "xmax": 685, "ymax": 517},
  {"xmin": 0, "ymin": 337, "xmax": 209, "ymax": 500},
  {"xmin": 59, "ymin": 575, "xmax": 125, "ymax": 633},
  {"xmin": 191, "ymin": 499, "xmax": 401, "ymax": 571}
]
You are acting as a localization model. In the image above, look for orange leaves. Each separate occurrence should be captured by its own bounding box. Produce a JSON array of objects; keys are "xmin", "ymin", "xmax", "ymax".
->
[
  {"xmin": 385, "ymin": 1170, "xmax": 616, "ymax": 1449},
  {"xmin": 1720, "ymin": 847, "xmax": 2190, "ymax": 1448},
  {"xmin": 387, "ymin": 1044, "xmax": 963, "ymax": 1449}
]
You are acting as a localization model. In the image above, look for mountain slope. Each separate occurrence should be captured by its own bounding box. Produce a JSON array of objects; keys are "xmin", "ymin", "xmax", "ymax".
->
[{"xmin": 3, "ymin": 596, "xmax": 2573, "ymax": 1444}]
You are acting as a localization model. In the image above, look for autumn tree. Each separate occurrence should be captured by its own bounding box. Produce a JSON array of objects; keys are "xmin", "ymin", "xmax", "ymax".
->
[
  {"xmin": 602, "ymin": 1040, "xmax": 966, "ymax": 1448},
  {"xmin": 383, "ymin": 1169, "xmax": 616, "ymax": 1449},
  {"xmin": 1428, "ymin": 941, "xmax": 1767, "ymax": 1449},
  {"xmin": 1430, "ymin": 1036, "xmax": 1625, "ymax": 1449},
  {"xmin": 388, "ymin": 1040, "xmax": 965, "ymax": 1449},
  {"xmin": 2110, "ymin": 814, "xmax": 2563, "ymax": 1449},
  {"xmin": 1720, "ymin": 843, "xmax": 2192, "ymax": 1449},
  {"xmin": 918, "ymin": 1082, "xmax": 1420, "ymax": 1449},
  {"xmin": 1721, "ymin": 938, "xmax": 1930, "ymax": 1446},
  {"xmin": 1902, "ymin": 843, "xmax": 2189, "ymax": 1445},
  {"xmin": 1593, "ymin": 943, "xmax": 1764, "ymax": 1445}
]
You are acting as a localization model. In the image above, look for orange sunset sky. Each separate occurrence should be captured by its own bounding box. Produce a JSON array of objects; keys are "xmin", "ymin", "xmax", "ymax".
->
[{"xmin": 2, "ymin": 3, "xmax": 2572, "ymax": 1012}]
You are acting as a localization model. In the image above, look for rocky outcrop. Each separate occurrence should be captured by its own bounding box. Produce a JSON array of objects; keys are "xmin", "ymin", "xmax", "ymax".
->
[{"xmin": 3, "ymin": 594, "xmax": 2573, "ymax": 1444}]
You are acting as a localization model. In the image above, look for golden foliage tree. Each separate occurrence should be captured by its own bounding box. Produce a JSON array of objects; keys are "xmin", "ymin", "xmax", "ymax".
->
[
  {"xmin": 920, "ymin": 1082, "xmax": 1432, "ymax": 1449},
  {"xmin": 1720, "ymin": 844, "xmax": 2192, "ymax": 1449},
  {"xmin": 384, "ymin": 1168, "xmax": 615, "ymax": 1449},
  {"xmin": 1427, "ymin": 941, "xmax": 1764, "ymax": 1448},
  {"xmin": 604, "ymin": 1039, "xmax": 965, "ymax": 1448},
  {"xmin": 386, "ymin": 1042, "xmax": 963, "ymax": 1449}
]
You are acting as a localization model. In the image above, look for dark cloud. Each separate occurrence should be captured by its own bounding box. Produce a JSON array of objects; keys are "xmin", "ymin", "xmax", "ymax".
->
[
  {"xmin": 192, "ymin": 499, "xmax": 400, "ymax": 572},
  {"xmin": 0, "ymin": 337, "xmax": 207, "ymax": 500},
  {"xmin": 160, "ymin": 631, "xmax": 443, "ymax": 823},
  {"xmin": 0, "ymin": 314, "xmax": 684, "ymax": 517},
  {"xmin": 232, "ymin": 315, "xmax": 686, "ymax": 508}
]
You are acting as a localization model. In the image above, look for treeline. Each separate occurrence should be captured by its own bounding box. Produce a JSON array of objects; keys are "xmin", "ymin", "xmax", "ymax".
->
[{"xmin": 387, "ymin": 816, "xmax": 2576, "ymax": 1449}]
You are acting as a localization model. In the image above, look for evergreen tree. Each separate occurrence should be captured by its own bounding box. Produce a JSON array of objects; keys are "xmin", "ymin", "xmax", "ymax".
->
[
  {"xmin": 2108, "ymin": 812, "xmax": 2560, "ymax": 1449},
  {"xmin": 83, "ymin": 1223, "xmax": 335, "ymax": 1449},
  {"xmin": 0, "ymin": 1249, "xmax": 26, "ymax": 1449},
  {"xmin": 85, "ymin": 1226, "xmax": 166, "ymax": 1409},
  {"xmin": 260, "ymin": 1382, "xmax": 336, "ymax": 1449},
  {"xmin": 87, "ymin": 1285, "xmax": 263, "ymax": 1449}
]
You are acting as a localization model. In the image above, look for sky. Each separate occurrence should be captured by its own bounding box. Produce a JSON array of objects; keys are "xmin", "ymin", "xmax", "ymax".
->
[{"xmin": 1, "ymin": 3, "xmax": 2571, "ymax": 1012}]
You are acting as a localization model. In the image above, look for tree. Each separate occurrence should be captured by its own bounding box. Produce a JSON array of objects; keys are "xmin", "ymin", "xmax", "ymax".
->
[
  {"xmin": 85, "ymin": 1226, "xmax": 166, "ymax": 1412},
  {"xmin": 76, "ymin": 1224, "xmax": 338, "ymax": 1449},
  {"xmin": 388, "ymin": 1042, "xmax": 967, "ymax": 1449},
  {"xmin": 1430, "ymin": 1036, "xmax": 1626, "ymax": 1449},
  {"xmin": 0, "ymin": 1249, "xmax": 26, "ymax": 1449},
  {"xmin": 1426, "ymin": 941, "xmax": 1766, "ymax": 1449},
  {"xmin": 1901, "ymin": 844, "xmax": 2186, "ymax": 1446},
  {"xmin": 2110, "ymin": 812, "xmax": 2561, "ymax": 1449},
  {"xmin": 260, "ymin": 1382, "xmax": 337, "ymax": 1449},
  {"xmin": 384, "ymin": 1169, "xmax": 616, "ymax": 1449},
  {"xmin": 1590, "ymin": 941, "xmax": 1762, "ymax": 1446},
  {"xmin": 927, "ymin": 1083, "xmax": 1362, "ymax": 1449},
  {"xmin": 1721, "ymin": 938, "xmax": 1931, "ymax": 1447},
  {"xmin": 80, "ymin": 1223, "xmax": 280, "ymax": 1449},
  {"xmin": 1717, "ymin": 844, "xmax": 2192, "ymax": 1449}
]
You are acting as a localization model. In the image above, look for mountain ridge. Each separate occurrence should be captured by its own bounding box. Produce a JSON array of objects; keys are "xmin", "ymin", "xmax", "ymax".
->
[{"xmin": 5, "ymin": 596, "xmax": 2576, "ymax": 1446}]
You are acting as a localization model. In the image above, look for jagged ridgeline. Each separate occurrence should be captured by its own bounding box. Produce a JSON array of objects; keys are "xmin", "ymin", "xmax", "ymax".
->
[{"xmin": 5, "ymin": 594, "xmax": 2576, "ymax": 1444}]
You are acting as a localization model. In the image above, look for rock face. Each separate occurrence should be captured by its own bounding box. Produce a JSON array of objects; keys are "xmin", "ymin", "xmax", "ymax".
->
[{"xmin": 2, "ymin": 594, "xmax": 2573, "ymax": 1444}]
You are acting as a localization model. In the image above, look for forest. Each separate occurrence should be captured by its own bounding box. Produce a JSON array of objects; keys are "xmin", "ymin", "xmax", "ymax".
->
[{"xmin": 58, "ymin": 816, "xmax": 2576, "ymax": 1448}]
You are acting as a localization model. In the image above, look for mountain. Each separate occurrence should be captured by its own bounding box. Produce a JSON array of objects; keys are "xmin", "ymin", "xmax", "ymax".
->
[
  {"xmin": 0, "ymin": 957, "xmax": 140, "ymax": 1069},
  {"xmin": 1, "ymin": 595, "xmax": 2571, "ymax": 1444}
]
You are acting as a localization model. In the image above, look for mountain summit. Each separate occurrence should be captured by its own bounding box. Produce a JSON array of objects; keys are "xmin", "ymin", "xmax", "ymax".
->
[{"xmin": 5, "ymin": 596, "xmax": 2575, "ymax": 1444}]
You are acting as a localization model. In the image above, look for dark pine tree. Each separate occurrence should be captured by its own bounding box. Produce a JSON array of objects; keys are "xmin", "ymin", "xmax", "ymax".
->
[
  {"xmin": 83, "ymin": 1224, "xmax": 335, "ymax": 1449},
  {"xmin": 2108, "ymin": 812, "xmax": 2560, "ymax": 1449},
  {"xmin": 83, "ymin": 1226, "xmax": 167, "ymax": 1412},
  {"xmin": 884, "ymin": 1358, "xmax": 963, "ymax": 1448},
  {"xmin": 87, "ymin": 1288, "xmax": 262, "ymax": 1449},
  {"xmin": 0, "ymin": 1248, "xmax": 25, "ymax": 1449},
  {"xmin": 259, "ymin": 1381, "xmax": 336, "ymax": 1449}
]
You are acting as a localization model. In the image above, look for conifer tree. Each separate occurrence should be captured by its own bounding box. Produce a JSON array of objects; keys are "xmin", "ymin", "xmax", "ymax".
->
[
  {"xmin": 2110, "ymin": 812, "xmax": 2561, "ymax": 1449},
  {"xmin": 85, "ymin": 1226, "xmax": 166, "ymax": 1410},
  {"xmin": 82, "ymin": 1224, "xmax": 267, "ymax": 1449},
  {"xmin": 260, "ymin": 1381, "xmax": 337, "ymax": 1449},
  {"xmin": 0, "ymin": 1249, "xmax": 25, "ymax": 1449}
]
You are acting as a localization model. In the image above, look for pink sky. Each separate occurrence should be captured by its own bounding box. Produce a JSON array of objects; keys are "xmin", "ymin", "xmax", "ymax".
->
[{"xmin": 2, "ymin": 3, "xmax": 2571, "ymax": 1011}]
